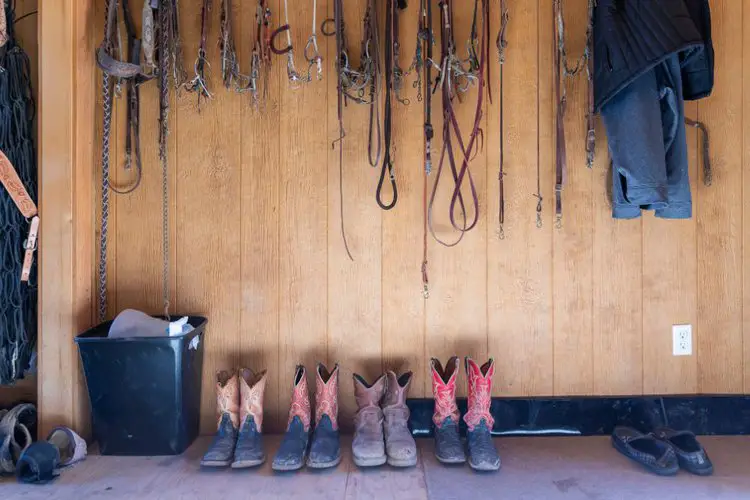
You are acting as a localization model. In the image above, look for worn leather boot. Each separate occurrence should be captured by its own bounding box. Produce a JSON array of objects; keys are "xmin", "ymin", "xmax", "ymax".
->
[
  {"xmin": 464, "ymin": 357, "xmax": 501, "ymax": 471},
  {"xmin": 201, "ymin": 370, "xmax": 239, "ymax": 467},
  {"xmin": 272, "ymin": 366, "xmax": 310, "ymax": 471},
  {"xmin": 231, "ymin": 368, "xmax": 267, "ymax": 468},
  {"xmin": 383, "ymin": 371, "xmax": 417, "ymax": 467},
  {"xmin": 431, "ymin": 357, "xmax": 466, "ymax": 464},
  {"xmin": 308, "ymin": 363, "xmax": 341, "ymax": 469},
  {"xmin": 352, "ymin": 373, "xmax": 387, "ymax": 467}
]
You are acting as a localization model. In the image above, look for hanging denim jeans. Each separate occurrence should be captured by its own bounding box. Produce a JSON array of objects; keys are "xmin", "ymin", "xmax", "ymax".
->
[{"xmin": 602, "ymin": 54, "xmax": 692, "ymax": 220}]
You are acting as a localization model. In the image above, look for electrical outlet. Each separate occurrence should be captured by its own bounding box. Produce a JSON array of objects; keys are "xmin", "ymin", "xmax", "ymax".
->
[{"xmin": 673, "ymin": 324, "xmax": 692, "ymax": 356}]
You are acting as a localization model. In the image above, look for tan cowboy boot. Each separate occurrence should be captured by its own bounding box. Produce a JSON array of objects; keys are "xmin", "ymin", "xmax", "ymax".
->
[
  {"xmin": 231, "ymin": 368, "xmax": 267, "ymax": 468},
  {"xmin": 383, "ymin": 371, "xmax": 417, "ymax": 467},
  {"xmin": 464, "ymin": 357, "xmax": 500, "ymax": 471},
  {"xmin": 431, "ymin": 357, "xmax": 466, "ymax": 464},
  {"xmin": 352, "ymin": 373, "xmax": 387, "ymax": 467},
  {"xmin": 201, "ymin": 370, "xmax": 239, "ymax": 467}
]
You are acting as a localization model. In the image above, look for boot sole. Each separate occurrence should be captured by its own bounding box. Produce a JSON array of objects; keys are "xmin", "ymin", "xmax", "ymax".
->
[
  {"xmin": 307, "ymin": 455, "xmax": 342, "ymax": 469},
  {"xmin": 201, "ymin": 459, "xmax": 233, "ymax": 468},
  {"xmin": 353, "ymin": 454, "xmax": 388, "ymax": 468},
  {"xmin": 469, "ymin": 460, "xmax": 501, "ymax": 472},
  {"xmin": 231, "ymin": 457, "xmax": 266, "ymax": 469},
  {"xmin": 272, "ymin": 461, "xmax": 306, "ymax": 472},
  {"xmin": 436, "ymin": 455, "xmax": 467, "ymax": 465},
  {"xmin": 387, "ymin": 456, "xmax": 418, "ymax": 468}
]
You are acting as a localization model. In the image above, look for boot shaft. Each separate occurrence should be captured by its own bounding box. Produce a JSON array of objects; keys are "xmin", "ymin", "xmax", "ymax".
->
[
  {"xmin": 383, "ymin": 371, "xmax": 412, "ymax": 409},
  {"xmin": 287, "ymin": 365, "xmax": 312, "ymax": 432},
  {"xmin": 215, "ymin": 370, "xmax": 240, "ymax": 430},
  {"xmin": 315, "ymin": 363, "xmax": 339, "ymax": 430},
  {"xmin": 353, "ymin": 373, "xmax": 386, "ymax": 431},
  {"xmin": 430, "ymin": 357, "xmax": 460, "ymax": 427},
  {"xmin": 463, "ymin": 357, "xmax": 495, "ymax": 431},
  {"xmin": 239, "ymin": 368, "xmax": 267, "ymax": 432}
]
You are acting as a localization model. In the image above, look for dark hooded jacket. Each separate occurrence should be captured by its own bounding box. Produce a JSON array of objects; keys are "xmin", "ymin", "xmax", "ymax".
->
[{"xmin": 594, "ymin": 0, "xmax": 714, "ymax": 112}]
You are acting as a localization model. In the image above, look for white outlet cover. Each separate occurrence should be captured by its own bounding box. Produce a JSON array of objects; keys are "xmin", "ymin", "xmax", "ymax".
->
[{"xmin": 673, "ymin": 324, "xmax": 693, "ymax": 356}]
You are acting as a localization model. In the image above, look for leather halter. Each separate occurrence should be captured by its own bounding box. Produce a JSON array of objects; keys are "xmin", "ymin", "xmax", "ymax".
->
[{"xmin": 0, "ymin": 150, "xmax": 38, "ymax": 283}]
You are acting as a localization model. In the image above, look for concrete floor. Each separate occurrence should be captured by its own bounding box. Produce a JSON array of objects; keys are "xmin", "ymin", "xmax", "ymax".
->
[{"xmin": 2, "ymin": 436, "xmax": 749, "ymax": 499}]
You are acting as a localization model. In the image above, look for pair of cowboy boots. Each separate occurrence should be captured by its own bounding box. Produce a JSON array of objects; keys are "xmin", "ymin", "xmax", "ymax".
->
[
  {"xmin": 352, "ymin": 371, "xmax": 417, "ymax": 468},
  {"xmin": 431, "ymin": 357, "xmax": 501, "ymax": 471},
  {"xmin": 272, "ymin": 363, "xmax": 340, "ymax": 471},
  {"xmin": 201, "ymin": 369, "xmax": 267, "ymax": 468}
]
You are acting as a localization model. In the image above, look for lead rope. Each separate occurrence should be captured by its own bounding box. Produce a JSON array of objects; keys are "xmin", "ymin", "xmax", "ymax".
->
[
  {"xmin": 159, "ymin": 0, "xmax": 172, "ymax": 319},
  {"xmin": 366, "ymin": 0, "xmax": 382, "ymax": 168},
  {"xmin": 496, "ymin": 3, "xmax": 508, "ymax": 238},
  {"xmin": 554, "ymin": 0, "xmax": 595, "ymax": 229},
  {"xmin": 98, "ymin": 0, "xmax": 117, "ymax": 323},
  {"xmin": 331, "ymin": 0, "xmax": 354, "ymax": 261}
]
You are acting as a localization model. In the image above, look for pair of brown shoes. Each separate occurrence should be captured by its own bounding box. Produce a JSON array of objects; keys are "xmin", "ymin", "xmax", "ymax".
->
[{"xmin": 352, "ymin": 371, "xmax": 417, "ymax": 467}]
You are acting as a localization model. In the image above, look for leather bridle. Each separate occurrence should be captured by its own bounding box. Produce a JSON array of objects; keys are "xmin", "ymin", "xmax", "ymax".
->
[
  {"xmin": 428, "ymin": 0, "xmax": 487, "ymax": 247},
  {"xmin": 378, "ymin": 0, "xmax": 408, "ymax": 211},
  {"xmin": 184, "ymin": 0, "xmax": 213, "ymax": 107}
]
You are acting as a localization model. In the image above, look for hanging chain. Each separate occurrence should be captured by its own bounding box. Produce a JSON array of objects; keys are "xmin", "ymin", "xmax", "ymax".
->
[{"xmin": 160, "ymin": 0, "xmax": 172, "ymax": 319}]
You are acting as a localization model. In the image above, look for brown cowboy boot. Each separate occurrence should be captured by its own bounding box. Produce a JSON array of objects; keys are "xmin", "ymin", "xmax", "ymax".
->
[
  {"xmin": 352, "ymin": 373, "xmax": 387, "ymax": 467},
  {"xmin": 383, "ymin": 371, "xmax": 417, "ymax": 467},
  {"xmin": 431, "ymin": 357, "xmax": 466, "ymax": 464},
  {"xmin": 231, "ymin": 368, "xmax": 267, "ymax": 468},
  {"xmin": 201, "ymin": 370, "xmax": 239, "ymax": 467},
  {"xmin": 272, "ymin": 366, "xmax": 311, "ymax": 471},
  {"xmin": 308, "ymin": 363, "xmax": 341, "ymax": 469},
  {"xmin": 464, "ymin": 357, "xmax": 500, "ymax": 471}
]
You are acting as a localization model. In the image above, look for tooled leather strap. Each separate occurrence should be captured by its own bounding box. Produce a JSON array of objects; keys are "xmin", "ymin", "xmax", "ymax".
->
[{"xmin": 0, "ymin": 149, "xmax": 39, "ymax": 283}]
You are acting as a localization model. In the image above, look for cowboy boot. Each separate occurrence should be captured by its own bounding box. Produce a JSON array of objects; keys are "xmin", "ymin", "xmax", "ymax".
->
[
  {"xmin": 231, "ymin": 368, "xmax": 267, "ymax": 468},
  {"xmin": 272, "ymin": 366, "xmax": 311, "ymax": 471},
  {"xmin": 431, "ymin": 357, "xmax": 466, "ymax": 464},
  {"xmin": 352, "ymin": 373, "xmax": 387, "ymax": 467},
  {"xmin": 201, "ymin": 370, "xmax": 239, "ymax": 467},
  {"xmin": 464, "ymin": 357, "xmax": 501, "ymax": 471},
  {"xmin": 383, "ymin": 371, "xmax": 418, "ymax": 467},
  {"xmin": 307, "ymin": 363, "xmax": 341, "ymax": 469}
]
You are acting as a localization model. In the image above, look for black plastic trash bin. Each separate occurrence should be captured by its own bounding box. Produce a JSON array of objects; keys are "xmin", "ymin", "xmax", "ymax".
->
[{"xmin": 75, "ymin": 316, "xmax": 207, "ymax": 456}]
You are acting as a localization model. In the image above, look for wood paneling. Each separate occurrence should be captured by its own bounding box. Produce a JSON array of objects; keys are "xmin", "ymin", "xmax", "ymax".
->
[{"xmin": 62, "ymin": 0, "xmax": 750, "ymax": 433}]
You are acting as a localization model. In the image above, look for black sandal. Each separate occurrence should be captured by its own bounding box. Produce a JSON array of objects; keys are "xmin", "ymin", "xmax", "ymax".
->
[{"xmin": 612, "ymin": 426, "xmax": 679, "ymax": 476}]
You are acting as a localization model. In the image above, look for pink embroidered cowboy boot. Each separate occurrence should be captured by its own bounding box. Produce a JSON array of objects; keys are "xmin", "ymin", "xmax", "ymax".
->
[
  {"xmin": 272, "ymin": 365, "xmax": 311, "ymax": 471},
  {"xmin": 383, "ymin": 371, "xmax": 417, "ymax": 467},
  {"xmin": 231, "ymin": 368, "xmax": 267, "ymax": 468},
  {"xmin": 464, "ymin": 357, "xmax": 500, "ymax": 471},
  {"xmin": 352, "ymin": 373, "xmax": 387, "ymax": 467},
  {"xmin": 307, "ymin": 363, "xmax": 341, "ymax": 469},
  {"xmin": 431, "ymin": 357, "xmax": 466, "ymax": 464},
  {"xmin": 201, "ymin": 370, "xmax": 239, "ymax": 467}
]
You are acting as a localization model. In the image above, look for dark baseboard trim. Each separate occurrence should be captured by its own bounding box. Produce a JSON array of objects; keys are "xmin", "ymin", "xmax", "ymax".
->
[{"xmin": 407, "ymin": 395, "xmax": 750, "ymax": 437}]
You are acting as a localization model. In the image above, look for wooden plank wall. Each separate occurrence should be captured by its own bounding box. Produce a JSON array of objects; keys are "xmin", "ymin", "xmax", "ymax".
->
[{"xmin": 96, "ymin": 0, "xmax": 750, "ymax": 433}]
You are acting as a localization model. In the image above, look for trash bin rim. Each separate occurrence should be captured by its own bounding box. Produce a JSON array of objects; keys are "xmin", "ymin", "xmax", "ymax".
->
[{"xmin": 74, "ymin": 315, "xmax": 208, "ymax": 343}]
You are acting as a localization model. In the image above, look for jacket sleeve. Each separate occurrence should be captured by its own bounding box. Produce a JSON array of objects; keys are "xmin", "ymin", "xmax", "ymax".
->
[{"xmin": 680, "ymin": 0, "xmax": 714, "ymax": 101}]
